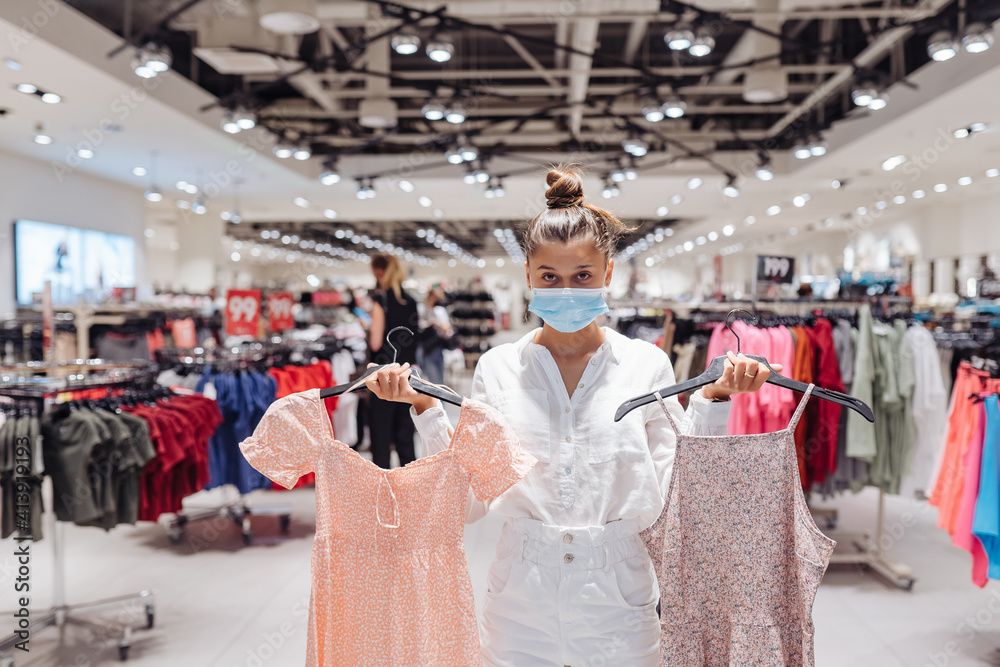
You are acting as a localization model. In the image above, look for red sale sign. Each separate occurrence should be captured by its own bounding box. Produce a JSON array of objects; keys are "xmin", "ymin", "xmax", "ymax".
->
[
  {"xmin": 225, "ymin": 289, "xmax": 261, "ymax": 336},
  {"xmin": 267, "ymin": 292, "xmax": 295, "ymax": 332}
]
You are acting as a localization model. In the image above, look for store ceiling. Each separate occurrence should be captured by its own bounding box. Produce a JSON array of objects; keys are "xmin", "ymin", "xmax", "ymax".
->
[{"xmin": 2, "ymin": 0, "xmax": 1000, "ymax": 267}]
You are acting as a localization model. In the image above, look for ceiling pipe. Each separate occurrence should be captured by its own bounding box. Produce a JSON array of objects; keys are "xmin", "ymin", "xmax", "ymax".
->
[
  {"xmin": 767, "ymin": 0, "xmax": 956, "ymax": 139},
  {"xmin": 743, "ymin": 0, "xmax": 788, "ymax": 103},
  {"xmin": 566, "ymin": 18, "xmax": 600, "ymax": 138}
]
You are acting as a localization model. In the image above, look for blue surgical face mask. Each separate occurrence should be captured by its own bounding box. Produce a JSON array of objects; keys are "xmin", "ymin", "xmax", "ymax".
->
[{"xmin": 528, "ymin": 287, "xmax": 609, "ymax": 333}]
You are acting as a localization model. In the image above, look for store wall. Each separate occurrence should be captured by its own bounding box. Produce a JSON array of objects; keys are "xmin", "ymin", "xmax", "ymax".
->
[{"xmin": 0, "ymin": 149, "xmax": 147, "ymax": 318}]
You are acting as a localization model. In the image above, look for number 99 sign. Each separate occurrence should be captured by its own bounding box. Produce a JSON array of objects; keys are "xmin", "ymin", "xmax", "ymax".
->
[{"xmin": 225, "ymin": 289, "xmax": 262, "ymax": 336}]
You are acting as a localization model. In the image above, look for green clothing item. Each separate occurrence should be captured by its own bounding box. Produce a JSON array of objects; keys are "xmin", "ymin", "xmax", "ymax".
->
[
  {"xmin": 1, "ymin": 415, "xmax": 45, "ymax": 540},
  {"xmin": 41, "ymin": 409, "xmax": 107, "ymax": 525},
  {"xmin": 846, "ymin": 305, "xmax": 877, "ymax": 460},
  {"xmin": 865, "ymin": 320, "xmax": 917, "ymax": 495}
]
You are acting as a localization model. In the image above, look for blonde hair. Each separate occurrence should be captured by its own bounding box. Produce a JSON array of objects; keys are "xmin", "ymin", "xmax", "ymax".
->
[
  {"xmin": 521, "ymin": 166, "xmax": 635, "ymax": 260},
  {"xmin": 371, "ymin": 253, "xmax": 406, "ymax": 303}
]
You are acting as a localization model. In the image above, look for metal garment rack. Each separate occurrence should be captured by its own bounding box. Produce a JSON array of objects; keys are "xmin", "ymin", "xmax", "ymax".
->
[
  {"xmin": 0, "ymin": 363, "xmax": 157, "ymax": 663},
  {"xmin": 613, "ymin": 298, "xmax": 918, "ymax": 590},
  {"xmin": 154, "ymin": 344, "xmax": 291, "ymax": 546}
]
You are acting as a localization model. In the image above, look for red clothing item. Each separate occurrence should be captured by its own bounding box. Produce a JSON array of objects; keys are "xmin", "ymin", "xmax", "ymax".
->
[{"xmin": 804, "ymin": 319, "xmax": 844, "ymax": 486}]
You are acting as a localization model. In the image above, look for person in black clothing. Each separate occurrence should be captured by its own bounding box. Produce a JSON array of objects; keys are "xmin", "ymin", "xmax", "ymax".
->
[{"xmin": 368, "ymin": 253, "xmax": 420, "ymax": 468}]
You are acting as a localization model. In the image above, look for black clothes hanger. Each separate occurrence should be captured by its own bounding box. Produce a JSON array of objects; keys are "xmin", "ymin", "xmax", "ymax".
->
[
  {"xmin": 615, "ymin": 309, "xmax": 875, "ymax": 423},
  {"xmin": 319, "ymin": 326, "xmax": 464, "ymax": 407}
]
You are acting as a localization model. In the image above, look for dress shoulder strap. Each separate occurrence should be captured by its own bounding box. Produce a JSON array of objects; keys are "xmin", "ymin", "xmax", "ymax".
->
[
  {"xmin": 787, "ymin": 383, "xmax": 815, "ymax": 432},
  {"xmin": 653, "ymin": 391, "xmax": 682, "ymax": 435}
]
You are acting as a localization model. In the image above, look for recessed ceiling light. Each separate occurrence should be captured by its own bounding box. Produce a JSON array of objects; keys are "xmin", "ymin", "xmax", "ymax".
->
[
  {"xmin": 33, "ymin": 133, "xmax": 52, "ymax": 145},
  {"xmin": 722, "ymin": 224, "xmax": 735, "ymax": 236},
  {"xmin": 4, "ymin": 59, "xmax": 21, "ymax": 70},
  {"xmin": 418, "ymin": 196, "xmax": 432, "ymax": 207},
  {"xmin": 933, "ymin": 183, "xmax": 948, "ymax": 192},
  {"xmin": 77, "ymin": 148, "xmax": 94, "ymax": 159},
  {"xmin": 683, "ymin": 240, "xmax": 695, "ymax": 252},
  {"xmin": 831, "ymin": 180, "xmax": 842, "ymax": 189},
  {"xmin": 40, "ymin": 92, "xmax": 61, "ymax": 104},
  {"xmin": 686, "ymin": 177, "xmax": 703, "ymax": 190},
  {"xmin": 132, "ymin": 166, "xmax": 147, "ymax": 176},
  {"xmin": 766, "ymin": 205, "xmax": 781, "ymax": 216},
  {"xmin": 954, "ymin": 128, "xmax": 970, "ymax": 139},
  {"xmin": 399, "ymin": 180, "xmax": 415, "ymax": 192},
  {"xmin": 743, "ymin": 215, "xmax": 756, "ymax": 225},
  {"xmin": 856, "ymin": 206, "xmax": 868, "ymax": 215},
  {"xmin": 707, "ymin": 231, "xmax": 718, "ymax": 241},
  {"xmin": 912, "ymin": 189, "xmax": 926, "ymax": 199},
  {"xmin": 792, "ymin": 195, "xmax": 807, "ymax": 208},
  {"xmin": 16, "ymin": 83, "xmax": 37, "ymax": 94},
  {"xmin": 656, "ymin": 206, "xmax": 669, "ymax": 217},
  {"xmin": 881, "ymin": 155, "xmax": 907, "ymax": 171},
  {"xmin": 323, "ymin": 209, "xmax": 337, "ymax": 219},
  {"xmin": 670, "ymin": 194, "xmax": 683, "ymax": 205},
  {"xmin": 293, "ymin": 196, "xmax": 309, "ymax": 207},
  {"xmin": 893, "ymin": 195, "xmax": 906, "ymax": 204},
  {"xmin": 958, "ymin": 176, "xmax": 973, "ymax": 186},
  {"xmin": 987, "ymin": 168, "xmax": 1000, "ymax": 178}
]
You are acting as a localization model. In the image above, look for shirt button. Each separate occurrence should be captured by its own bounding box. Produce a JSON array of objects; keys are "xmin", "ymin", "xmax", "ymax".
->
[
  {"xmin": 578, "ymin": 382, "xmax": 584, "ymax": 389},
  {"xmin": 565, "ymin": 436, "xmax": 571, "ymax": 443},
  {"xmin": 563, "ymin": 533, "xmax": 574, "ymax": 543},
  {"xmin": 564, "ymin": 467, "xmax": 571, "ymax": 475},
  {"xmin": 590, "ymin": 359, "xmax": 597, "ymax": 365},
  {"xmin": 564, "ymin": 553, "xmax": 574, "ymax": 563},
  {"xmin": 565, "ymin": 406, "xmax": 571, "ymax": 413}
]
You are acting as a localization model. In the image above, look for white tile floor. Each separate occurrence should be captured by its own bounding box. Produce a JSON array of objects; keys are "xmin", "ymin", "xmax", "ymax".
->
[
  {"xmin": 2, "ymin": 348, "xmax": 998, "ymax": 665},
  {"xmin": 4, "ymin": 485, "xmax": 999, "ymax": 666}
]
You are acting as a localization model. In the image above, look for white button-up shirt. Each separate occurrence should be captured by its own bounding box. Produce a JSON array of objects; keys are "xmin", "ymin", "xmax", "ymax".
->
[{"xmin": 411, "ymin": 328, "xmax": 731, "ymax": 529}]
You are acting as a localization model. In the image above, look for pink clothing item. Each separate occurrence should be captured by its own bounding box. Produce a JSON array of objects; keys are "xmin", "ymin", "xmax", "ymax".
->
[
  {"xmin": 240, "ymin": 390, "xmax": 536, "ymax": 667},
  {"xmin": 705, "ymin": 322, "xmax": 773, "ymax": 434},
  {"xmin": 643, "ymin": 385, "xmax": 835, "ymax": 666},
  {"xmin": 954, "ymin": 404, "xmax": 989, "ymax": 588},
  {"xmin": 764, "ymin": 327, "xmax": 797, "ymax": 432}
]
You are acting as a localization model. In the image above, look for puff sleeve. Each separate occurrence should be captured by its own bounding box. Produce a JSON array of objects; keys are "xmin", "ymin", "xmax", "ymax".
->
[
  {"xmin": 239, "ymin": 390, "xmax": 329, "ymax": 489},
  {"xmin": 453, "ymin": 400, "xmax": 537, "ymax": 501}
]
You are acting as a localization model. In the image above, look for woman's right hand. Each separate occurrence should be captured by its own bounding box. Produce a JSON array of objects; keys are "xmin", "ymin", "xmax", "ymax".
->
[{"xmin": 364, "ymin": 363, "xmax": 437, "ymax": 413}]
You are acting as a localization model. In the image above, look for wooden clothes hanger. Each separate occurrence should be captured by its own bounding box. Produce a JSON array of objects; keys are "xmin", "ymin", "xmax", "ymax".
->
[
  {"xmin": 319, "ymin": 326, "xmax": 464, "ymax": 407},
  {"xmin": 614, "ymin": 309, "xmax": 875, "ymax": 423}
]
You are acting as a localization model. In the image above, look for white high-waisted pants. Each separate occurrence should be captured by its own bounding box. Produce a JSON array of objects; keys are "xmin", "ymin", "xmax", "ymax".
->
[{"xmin": 480, "ymin": 518, "xmax": 660, "ymax": 667}]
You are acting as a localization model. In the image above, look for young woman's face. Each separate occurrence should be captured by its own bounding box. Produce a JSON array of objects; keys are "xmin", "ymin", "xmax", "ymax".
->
[{"xmin": 525, "ymin": 236, "xmax": 613, "ymax": 290}]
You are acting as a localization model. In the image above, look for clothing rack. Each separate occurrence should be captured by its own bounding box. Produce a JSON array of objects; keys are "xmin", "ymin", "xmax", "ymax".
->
[
  {"xmin": 0, "ymin": 362, "xmax": 158, "ymax": 663},
  {"xmin": 153, "ymin": 343, "xmax": 292, "ymax": 546},
  {"xmin": 612, "ymin": 299, "xmax": 918, "ymax": 590}
]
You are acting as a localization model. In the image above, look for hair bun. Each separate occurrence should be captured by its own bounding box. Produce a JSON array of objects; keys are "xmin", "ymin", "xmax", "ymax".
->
[{"xmin": 545, "ymin": 169, "xmax": 585, "ymax": 209}]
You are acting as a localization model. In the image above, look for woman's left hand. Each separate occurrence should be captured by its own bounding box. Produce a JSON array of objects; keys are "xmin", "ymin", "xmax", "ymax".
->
[{"xmin": 697, "ymin": 351, "xmax": 783, "ymax": 402}]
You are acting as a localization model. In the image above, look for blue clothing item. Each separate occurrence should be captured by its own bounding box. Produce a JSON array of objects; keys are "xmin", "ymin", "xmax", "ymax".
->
[
  {"xmin": 973, "ymin": 395, "xmax": 1000, "ymax": 579},
  {"xmin": 527, "ymin": 287, "xmax": 609, "ymax": 333},
  {"xmin": 197, "ymin": 369, "xmax": 275, "ymax": 494}
]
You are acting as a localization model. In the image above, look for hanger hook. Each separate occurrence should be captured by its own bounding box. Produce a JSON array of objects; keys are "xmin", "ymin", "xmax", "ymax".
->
[
  {"xmin": 385, "ymin": 326, "xmax": 413, "ymax": 364},
  {"xmin": 725, "ymin": 308, "xmax": 758, "ymax": 355}
]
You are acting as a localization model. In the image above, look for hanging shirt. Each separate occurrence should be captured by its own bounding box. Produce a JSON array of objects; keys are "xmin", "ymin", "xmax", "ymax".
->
[
  {"xmin": 240, "ymin": 391, "xmax": 536, "ymax": 667},
  {"xmin": 899, "ymin": 325, "xmax": 949, "ymax": 498},
  {"xmin": 804, "ymin": 319, "xmax": 845, "ymax": 486},
  {"xmin": 847, "ymin": 306, "xmax": 877, "ymax": 460},
  {"xmin": 973, "ymin": 396, "xmax": 1000, "ymax": 581},
  {"xmin": 411, "ymin": 328, "xmax": 730, "ymax": 529},
  {"xmin": 954, "ymin": 403, "xmax": 989, "ymax": 587}
]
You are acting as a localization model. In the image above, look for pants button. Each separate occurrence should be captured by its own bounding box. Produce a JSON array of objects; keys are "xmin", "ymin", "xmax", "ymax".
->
[
  {"xmin": 564, "ymin": 553, "xmax": 574, "ymax": 563},
  {"xmin": 563, "ymin": 533, "xmax": 573, "ymax": 543}
]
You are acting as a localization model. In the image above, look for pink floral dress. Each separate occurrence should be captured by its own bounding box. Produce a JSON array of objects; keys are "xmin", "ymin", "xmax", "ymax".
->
[{"xmin": 240, "ymin": 389, "xmax": 536, "ymax": 666}]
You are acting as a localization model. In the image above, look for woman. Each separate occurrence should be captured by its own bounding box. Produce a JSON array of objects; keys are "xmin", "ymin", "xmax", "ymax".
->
[
  {"xmin": 367, "ymin": 253, "xmax": 421, "ymax": 469},
  {"xmin": 417, "ymin": 284, "xmax": 454, "ymax": 386},
  {"xmin": 365, "ymin": 168, "xmax": 778, "ymax": 665}
]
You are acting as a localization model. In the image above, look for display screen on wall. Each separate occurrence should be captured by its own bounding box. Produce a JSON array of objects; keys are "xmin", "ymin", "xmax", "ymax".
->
[{"xmin": 13, "ymin": 219, "xmax": 136, "ymax": 305}]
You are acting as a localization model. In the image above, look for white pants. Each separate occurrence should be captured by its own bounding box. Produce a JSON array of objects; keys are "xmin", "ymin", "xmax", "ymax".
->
[{"xmin": 480, "ymin": 518, "xmax": 660, "ymax": 667}]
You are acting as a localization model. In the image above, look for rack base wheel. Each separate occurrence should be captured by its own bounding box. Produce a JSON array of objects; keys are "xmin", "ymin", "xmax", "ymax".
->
[
  {"xmin": 279, "ymin": 515, "xmax": 290, "ymax": 533},
  {"xmin": 145, "ymin": 603, "xmax": 155, "ymax": 629},
  {"xmin": 118, "ymin": 645, "xmax": 130, "ymax": 661}
]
